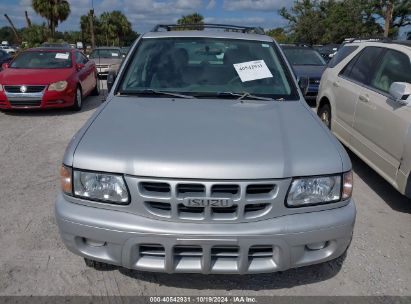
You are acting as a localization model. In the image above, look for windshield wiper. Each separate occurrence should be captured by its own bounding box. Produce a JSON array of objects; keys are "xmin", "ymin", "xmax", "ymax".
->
[
  {"xmin": 118, "ymin": 89, "xmax": 194, "ymax": 99},
  {"xmin": 219, "ymin": 92, "xmax": 275, "ymax": 101}
]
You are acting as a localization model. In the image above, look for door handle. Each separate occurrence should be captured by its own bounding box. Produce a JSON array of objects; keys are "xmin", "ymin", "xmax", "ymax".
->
[
  {"xmin": 332, "ymin": 81, "xmax": 339, "ymax": 88},
  {"xmin": 358, "ymin": 95, "xmax": 370, "ymax": 102}
]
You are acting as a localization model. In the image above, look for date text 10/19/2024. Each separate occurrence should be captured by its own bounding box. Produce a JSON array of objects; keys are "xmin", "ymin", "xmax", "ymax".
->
[{"xmin": 149, "ymin": 296, "xmax": 257, "ymax": 303}]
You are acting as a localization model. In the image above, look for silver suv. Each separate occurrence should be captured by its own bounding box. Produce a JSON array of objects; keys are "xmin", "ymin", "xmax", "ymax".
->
[{"xmin": 56, "ymin": 24, "xmax": 356, "ymax": 274}]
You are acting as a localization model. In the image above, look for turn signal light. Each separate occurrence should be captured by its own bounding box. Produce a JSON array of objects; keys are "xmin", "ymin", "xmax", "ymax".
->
[
  {"xmin": 342, "ymin": 171, "xmax": 353, "ymax": 199},
  {"xmin": 60, "ymin": 165, "xmax": 72, "ymax": 195}
]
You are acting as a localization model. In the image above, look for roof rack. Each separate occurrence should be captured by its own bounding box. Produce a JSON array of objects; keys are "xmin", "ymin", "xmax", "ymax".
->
[{"xmin": 151, "ymin": 23, "xmax": 265, "ymax": 35}]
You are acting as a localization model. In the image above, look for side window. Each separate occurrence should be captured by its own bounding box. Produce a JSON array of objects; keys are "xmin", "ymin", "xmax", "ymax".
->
[
  {"xmin": 328, "ymin": 45, "xmax": 359, "ymax": 68},
  {"xmin": 348, "ymin": 47, "xmax": 384, "ymax": 85},
  {"xmin": 371, "ymin": 49, "xmax": 411, "ymax": 93},
  {"xmin": 75, "ymin": 51, "xmax": 88, "ymax": 64}
]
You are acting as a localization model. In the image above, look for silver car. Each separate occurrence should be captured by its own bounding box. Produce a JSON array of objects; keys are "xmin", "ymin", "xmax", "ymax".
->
[
  {"xmin": 89, "ymin": 47, "xmax": 123, "ymax": 77},
  {"xmin": 56, "ymin": 24, "xmax": 355, "ymax": 274}
]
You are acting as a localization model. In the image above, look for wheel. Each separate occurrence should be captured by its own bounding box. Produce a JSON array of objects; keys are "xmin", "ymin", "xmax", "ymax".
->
[
  {"xmin": 91, "ymin": 77, "xmax": 100, "ymax": 96},
  {"xmin": 318, "ymin": 103, "xmax": 331, "ymax": 129},
  {"xmin": 84, "ymin": 258, "xmax": 116, "ymax": 270},
  {"xmin": 72, "ymin": 86, "xmax": 83, "ymax": 111}
]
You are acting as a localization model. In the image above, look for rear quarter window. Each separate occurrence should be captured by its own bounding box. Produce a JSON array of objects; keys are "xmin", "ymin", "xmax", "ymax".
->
[{"xmin": 328, "ymin": 45, "xmax": 359, "ymax": 68}]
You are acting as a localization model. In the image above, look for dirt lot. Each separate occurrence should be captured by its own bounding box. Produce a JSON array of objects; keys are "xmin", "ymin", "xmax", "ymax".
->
[{"xmin": 0, "ymin": 88, "xmax": 410, "ymax": 296}]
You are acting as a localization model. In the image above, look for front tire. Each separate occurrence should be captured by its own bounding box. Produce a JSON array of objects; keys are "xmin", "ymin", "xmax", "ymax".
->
[
  {"xmin": 72, "ymin": 86, "xmax": 83, "ymax": 111},
  {"xmin": 318, "ymin": 103, "xmax": 331, "ymax": 129},
  {"xmin": 91, "ymin": 77, "xmax": 100, "ymax": 96}
]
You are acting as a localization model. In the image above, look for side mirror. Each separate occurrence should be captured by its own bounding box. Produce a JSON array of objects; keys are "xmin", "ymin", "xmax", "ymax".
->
[
  {"xmin": 76, "ymin": 63, "xmax": 85, "ymax": 71},
  {"xmin": 107, "ymin": 70, "xmax": 117, "ymax": 92},
  {"xmin": 1, "ymin": 62, "xmax": 9, "ymax": 69},
  {"xmin": 298, "ymin": 76, "xmax": 310, "ymax": 96},
  {"xmin": 389, "ymin": 82, "xmax": 411, "ymax": 105}
]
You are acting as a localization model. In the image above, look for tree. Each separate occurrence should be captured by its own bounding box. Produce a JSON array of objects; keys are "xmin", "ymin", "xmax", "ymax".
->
[
  {"xmin": 279, "ymin": 0, "xmax": 384, "ymax": 44},
  {"xmin": 32, "ymin": 0, "xmax": 71, "ymax": 38},
  {"xmin": 371, "ymin": 0, "xmax": 411, "ymax": 38},
  {"xmin": 177, "ymin": 13, "xmax": 204, "ymax": 30},
  {"xmin": 265, "ymin": 28, "xmax": 289, "ymax": 43}
]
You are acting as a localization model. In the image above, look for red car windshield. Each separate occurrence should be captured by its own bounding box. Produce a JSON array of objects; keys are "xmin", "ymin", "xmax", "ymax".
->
[{"xmin": 10, "ymin": 51, "xmax": 72, "ymax": 69}]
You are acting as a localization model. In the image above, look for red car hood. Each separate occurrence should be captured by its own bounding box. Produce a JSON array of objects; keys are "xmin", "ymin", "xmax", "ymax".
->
[{"xmin": 0, "ymin": 68, "xmax": 74, "ymax": 85}]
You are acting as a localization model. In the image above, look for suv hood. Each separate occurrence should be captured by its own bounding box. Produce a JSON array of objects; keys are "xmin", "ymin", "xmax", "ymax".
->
[{"xmin": 72, "ymin": 97, "xmax": 344, "ymax": 179}]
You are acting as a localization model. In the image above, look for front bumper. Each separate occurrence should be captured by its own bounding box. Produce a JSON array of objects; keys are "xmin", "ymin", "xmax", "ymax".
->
[
  {"xmin": 0, "ymin": 88, "xmax": 75, "ymax": 110},
  {"xmin": 55, "ymin": 194, "xmax": 356, "ymax": 274}
]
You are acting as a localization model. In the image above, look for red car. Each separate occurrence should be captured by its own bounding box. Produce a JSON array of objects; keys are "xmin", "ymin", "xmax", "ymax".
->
[{"xmin": 0, "ymin": 47, "xmax": 99, "ymax": 110}]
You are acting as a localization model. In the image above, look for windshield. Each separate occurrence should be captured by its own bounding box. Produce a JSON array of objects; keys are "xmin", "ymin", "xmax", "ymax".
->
[
  {"xmin": 118, "ymin": 37, "xmax": 299, "ymax": 100},
  {"xmin": 283, "ymin": 48, "xmax": 326, "ymax": 66},
  {"xmin": 90, "ymin": 49, "xmax": 121, "ymax": 59},
  {"xmin": 10, "ymin": 51, "xmax": 72, "ymax": 69}
]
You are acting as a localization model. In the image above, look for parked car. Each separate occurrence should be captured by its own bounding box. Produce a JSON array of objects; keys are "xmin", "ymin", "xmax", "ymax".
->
[
  {"xmin": 314, "ymin": 44, "xmax": 340, "ymax": 62},
  {"xmin": 317, "ymin": 40, "xmax": 411, "ymax": 198},
  {"xmin": 56, "ymin": 23, "xmax": 355, "ymax": 274},
  {"xmin": 0, "ymin": 47, "xmax": 99, "ymax": 110},
  {"xmin": 0, "ymin": 49, "xmax": 12, "ymax": 71},
  {"xmin": 89, "ymin": 47, "xmax": 123, "ymax": 78},
  {"xmin": 282, "ymin": 45, "xmax": 327, "ymax": 107},
  {"xmin": 120, "ymin": 46, "xmax": 130, "ymax": 57},
  {"xmin": 0, "ymin": 45, "xmax": 16, "ymax": 56}
]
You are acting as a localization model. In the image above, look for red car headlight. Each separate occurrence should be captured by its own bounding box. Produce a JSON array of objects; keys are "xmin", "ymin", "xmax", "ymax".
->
[{"xmin": 48, "ymin": 81, "xmax": 68, "ymax": 92}]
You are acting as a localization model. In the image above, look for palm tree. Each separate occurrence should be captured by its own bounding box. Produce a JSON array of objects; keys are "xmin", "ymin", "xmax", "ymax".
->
[
  {"xmin": 177, "ymin": 13, "xmax": 204, "ymax": 30},
  {"xmin": 32, "ymin": 0, "xmax": 71, "ymax": 38}
]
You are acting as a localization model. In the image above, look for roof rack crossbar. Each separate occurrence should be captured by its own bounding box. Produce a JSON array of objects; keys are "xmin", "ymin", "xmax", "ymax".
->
[{"xmin": 151, "ymin": 23, "xmax": 265, "ymax": 35}]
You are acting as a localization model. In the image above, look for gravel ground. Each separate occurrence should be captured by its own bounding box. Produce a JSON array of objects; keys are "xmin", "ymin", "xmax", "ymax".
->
[{"xmin": 0, "ymin": 87, "xmax": 410, "ymax": 296}]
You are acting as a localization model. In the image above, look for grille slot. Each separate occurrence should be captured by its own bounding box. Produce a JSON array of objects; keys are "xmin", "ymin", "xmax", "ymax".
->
[
  {"xmin": 211, "ymin": 184, "xmax": 240, "ymax": 197},
  {"xmin": 211, "ymin": 205, "xmax": 237, "ymax": 214},
  {"xmin": 145, "ymin": 201, "xmax": 172, "ymax": 217},
  {"xmin": 139, "ymin": 244, "xmax": 165, "ymax": 257},
  {"xmin": 9, "ymin": 100, "xmax": 41, "ymax": 107},
  {"xmin": 140, "ymin": 182, "xmax": 171, "ymax": 196},
  {"xmin": 246, "ymin": 184, "xmax": 276, "ymax": 199},
  {"xmin": 174, "ymin": 246, "xmax": 202, "ymax": 257},
  {"xmin": 4, "ymin": 85, "xmax": 46, "ymax": 93},
  {"xmin": 178, "ymin": 204, "xmax": 204, "ymax": 214},
  {"xmin": 248, "ymin": 245, "xmax": 273, "ymax": 258},
  {"xmin": 211, "ymin": 246, "xmax": 239, "ymax": 258},
  {"xmin": 176, "ymin": 184, "xmax": 205, "ymax": 197},
  {"xmin": 244, "ymin": 203, "xmax": 269, "ymax": 212}
]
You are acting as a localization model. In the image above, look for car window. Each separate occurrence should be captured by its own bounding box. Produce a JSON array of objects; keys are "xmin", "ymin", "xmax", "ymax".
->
[
  {"xmin": 371, "ymin": 49, "xmax": 411, "ymax": 93},
  {"xmin": 10, "ymin": 51, "xmax": 72, "ymax": 69},
  {"xmin": 0, "ymin": 50, "xmax": 6, "ymax": 59},
  {"xmin": 282, "ymin": 48, "xmax": 326, "ymax": 66},
  {"xmin": 328, "ymin": 45, "xmax": 359, "ymax": 68},
  {"xmin": 119, "ymin": 37, "xmax": 299, "ymax": 100},
  {"xmin": 75, "ymin": 51, "xmax": 88, "ymax": 64},
  {"xmin": 342, "ymin": 47, "xmax": 384, "ymax": 85},
  {"xmin": 90, "ymin": 49, "xmax": 121, "ymax": 59}
]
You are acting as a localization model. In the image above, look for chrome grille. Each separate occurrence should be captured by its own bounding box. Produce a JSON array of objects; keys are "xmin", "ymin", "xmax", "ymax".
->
[
  {"xmin": 129, "ymin": 177, "xmax": 289, "ymax": 223},
  {"xmin": 4, "ymin": 85, "xmax": 46, "ymax": 93}
]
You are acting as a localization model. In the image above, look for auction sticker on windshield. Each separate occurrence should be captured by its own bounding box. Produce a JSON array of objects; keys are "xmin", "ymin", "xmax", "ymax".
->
[
  {"xmin": 55, "ymin": 53, "xmax": 69, "ymax": 59},
  {"xmin": 233, "ymin": 60, "xmax": 273, "ymax": 82}
]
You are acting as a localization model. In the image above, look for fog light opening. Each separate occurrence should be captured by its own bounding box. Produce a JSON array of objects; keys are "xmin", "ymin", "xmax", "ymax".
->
[
  {"xmin": 83, "ymin": 238, "xmax": 106, "ymax": 247},
  {"xmin": 306, "ymin": 241, "xmax": 328, "ymax": 251}
]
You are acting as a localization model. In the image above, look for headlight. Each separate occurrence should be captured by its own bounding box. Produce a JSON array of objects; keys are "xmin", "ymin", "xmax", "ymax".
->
[
  {"xmin": 60, "ymin": 166, "xmax": 129, "ymax": 204},
  {"xmin": 48, "ymin": 81, "xmax": 68, "ymax": 91},
  {"xmin": 286, "ymin": 172, "xmax": 352, "ymax": 207}
]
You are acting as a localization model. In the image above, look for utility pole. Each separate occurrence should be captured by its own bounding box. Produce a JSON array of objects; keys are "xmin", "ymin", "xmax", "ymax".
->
[
  {"xmin": 89, "ymin": 9, "xmax": 96, "ymax": 49},
  {"xmin": 383, "ymin": 0, "xmax": 394, "ymax": 38},
  {"xmin": 4, "ymin": 14, "xmax": 21, "ymax": 44},
  {"xmin": 25, "ymin": 11, "xmax": 32, "ymax": 27}
]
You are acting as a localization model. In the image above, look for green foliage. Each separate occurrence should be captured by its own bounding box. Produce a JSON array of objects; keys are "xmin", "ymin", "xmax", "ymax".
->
[
  {"xmin": 279, "ymin": 0, "xmax": 409, "ymax": 44},
  {"xmin": 265, "ymin": 28, "xmax": 290, "ymax": 43},
  {"xmin": 32, "ymin": 0, "xmax": 71, "ymax": 37},
  {"xmin": 0, "ymin": 27, "xmax": 15, "ymax": 44},
  {"xmin": 20, "ymin": 24, "xmax": 50, "ymax": 48},
  {"xmin": 80, "ymin": 10, "xmax": 137, "ymax": 47},
  {"xmin": 176, "ymin": 13, "xmax": 204, "ymax": 30}
]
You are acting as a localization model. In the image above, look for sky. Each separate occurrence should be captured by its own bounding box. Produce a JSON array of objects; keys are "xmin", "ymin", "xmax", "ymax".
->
[
  {"xmin": 0, "ymin": 0, "xmax": 291, "ymax": 33},
  {"xmin": 0, "ymin": 0, "xmax": 409, "ymax": 38}
]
